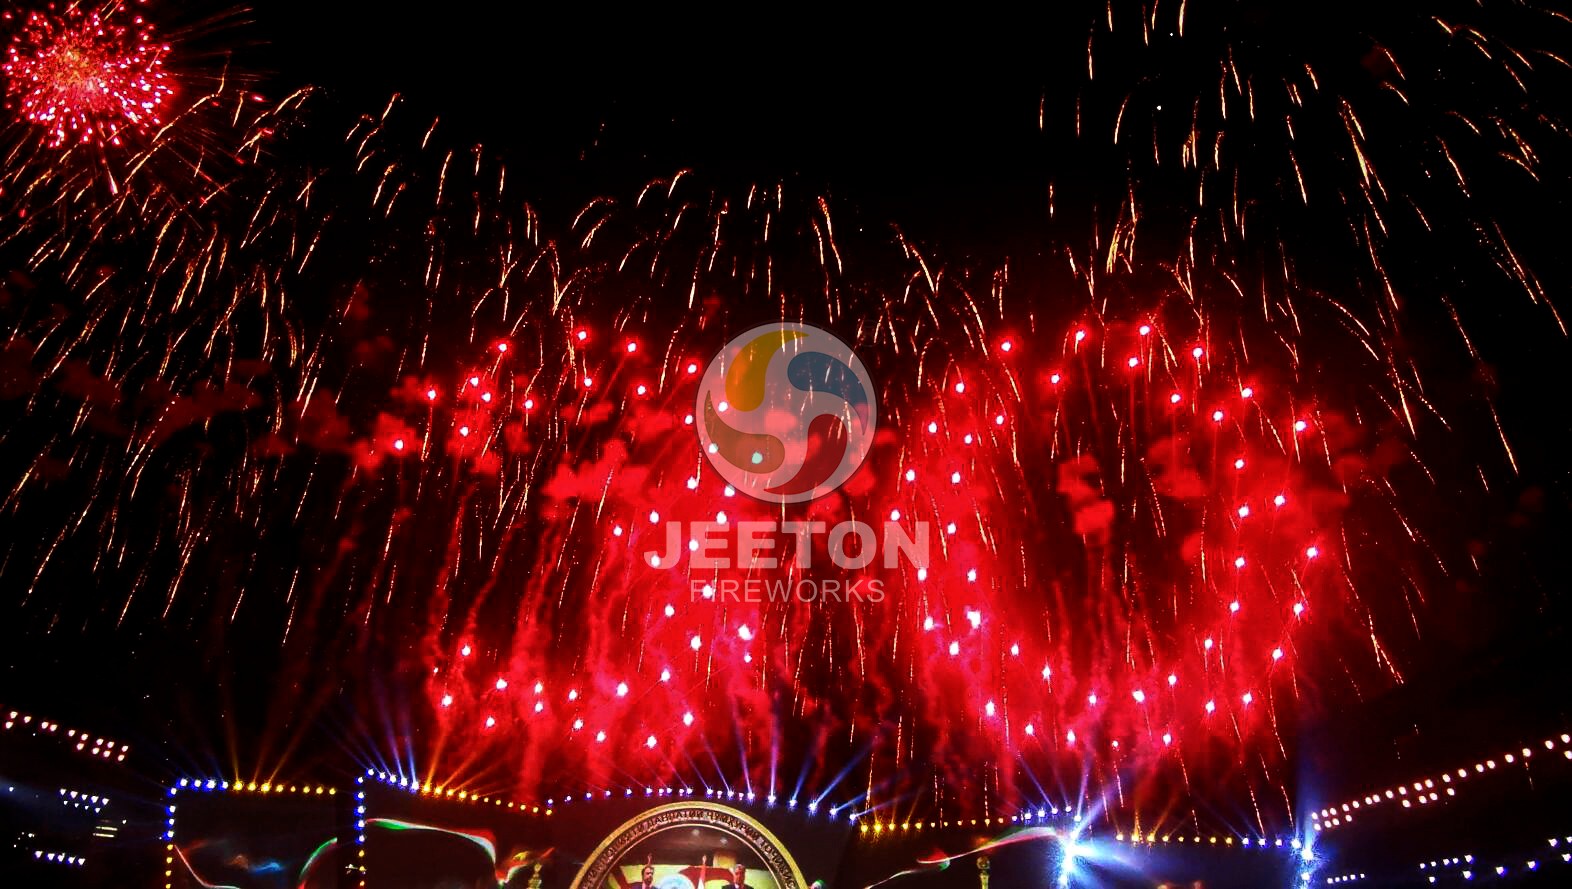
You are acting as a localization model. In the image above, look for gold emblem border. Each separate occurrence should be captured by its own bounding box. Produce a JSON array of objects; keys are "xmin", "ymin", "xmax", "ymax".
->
[{"xmin": 567, "ymin": 802, "xmax": 807, "ymax": 889}]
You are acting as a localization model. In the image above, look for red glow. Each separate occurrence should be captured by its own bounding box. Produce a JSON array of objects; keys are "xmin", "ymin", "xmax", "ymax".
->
[
  {"xmin": 3, "ymin": 6, "xmax": 174, "ymax": 149},
  {"xmin": 401, "ymin": 312, "xmax": 1375, "ymax": 813}
]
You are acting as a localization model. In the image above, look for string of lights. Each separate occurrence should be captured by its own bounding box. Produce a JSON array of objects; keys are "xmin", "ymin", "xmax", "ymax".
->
[
  {"xmin": 364, "ymin": 770, "xmax": 548, "ymax": 814},
  {"xmin": 56, "ymin": 788, "xmax": 108, "ymax": 815},
  {"xmin": 1311, "ymin": 731, "xmax": 1572, "ymax": 833},
  {"xmin": 25, "ymin": 847, "xmax": 86, "ymax": 868},
  {"xmin": 1412, "ymin": 835, "xmax": 1572, "ymax": 883},
  {"xmin": 3, "ymin": 708, "xmax": 130, "ymax": 763}
]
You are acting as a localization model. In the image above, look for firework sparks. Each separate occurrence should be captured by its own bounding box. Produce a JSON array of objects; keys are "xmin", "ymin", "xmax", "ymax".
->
[
  {"xmin": 3, "ymin": 3, "xmax": 174, "ymax": 149},
  {"xmin": 0, "ymin": 0, "xmax": 1564, "ymax": 844}
]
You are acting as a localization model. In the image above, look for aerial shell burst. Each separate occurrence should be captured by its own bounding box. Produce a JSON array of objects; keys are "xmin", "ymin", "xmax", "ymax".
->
[
  {"xmin": 1, "ymin": 0, "xmax": 301, "ymax": 303},
  {"xmin": 2, "ymin": 2, "xmax": 173, "ymax": 150}
]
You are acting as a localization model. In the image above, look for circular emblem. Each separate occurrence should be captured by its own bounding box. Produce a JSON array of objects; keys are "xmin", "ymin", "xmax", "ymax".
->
[
  {"xmin": 567, "ymin": 802, "xmax": 807, "ymax": 889},
  {"xmin": 696, "ymin": 323, "xmax": 876, "ymax": 504}
]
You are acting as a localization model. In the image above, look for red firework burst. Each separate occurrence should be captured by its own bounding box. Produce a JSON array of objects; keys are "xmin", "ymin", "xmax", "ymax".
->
[{"xmin": 2, "ymin": 3, "xmax": 174, "ymax": 149}]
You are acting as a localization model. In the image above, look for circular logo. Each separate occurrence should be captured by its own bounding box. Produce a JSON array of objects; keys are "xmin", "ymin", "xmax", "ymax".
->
[{"xmin": 696, "ymin": 323, "xmax": 876, "ymax": 504}]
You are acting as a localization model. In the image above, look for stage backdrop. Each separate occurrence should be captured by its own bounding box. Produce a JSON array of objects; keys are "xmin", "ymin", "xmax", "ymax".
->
[
  {"xmin": 350, "ymin": 783, "xmax": 1307, "ymax": 888},
  {"xmin": 167, "ymin": 786, "xmax": 342, "ymax": 889}
]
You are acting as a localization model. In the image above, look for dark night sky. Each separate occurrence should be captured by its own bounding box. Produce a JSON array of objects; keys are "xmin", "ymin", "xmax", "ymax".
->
[{"xmin": 249, "ymin": 3, "xmax": 1055, "ymax": 247}]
